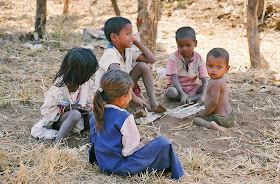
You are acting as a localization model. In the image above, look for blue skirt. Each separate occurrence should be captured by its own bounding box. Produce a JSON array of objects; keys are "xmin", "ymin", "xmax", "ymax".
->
[{"xmin": 90, "ymin": 136, "xmax": 184, "ymax": 179}]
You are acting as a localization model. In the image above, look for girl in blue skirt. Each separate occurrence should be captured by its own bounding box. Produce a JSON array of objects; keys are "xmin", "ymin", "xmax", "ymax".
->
[{"xmin": 89, "ymin": 70, "xmax": 184, "ymax": 179}]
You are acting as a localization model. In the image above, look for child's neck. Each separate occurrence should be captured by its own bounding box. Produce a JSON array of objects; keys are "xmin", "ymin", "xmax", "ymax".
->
[
  {"xmin": 183, "ymin": 54, "xmax": 193, "ymax": 64},
  {"xmin": 110, "ymin": 101, "xmax": 123, "ymax": 109},
  {"xmin": 112, "ymin": 42, "xmax": 125, "ymax": 56}
]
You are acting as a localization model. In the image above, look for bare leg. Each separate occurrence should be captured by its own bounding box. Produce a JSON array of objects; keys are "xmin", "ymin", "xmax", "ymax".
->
[
  {"xmin": 130, "ymin": 62, "xmax": 166, "ymax": 112},
  {"xmin": 53, "ymin": 109, "xmax": 81, "ymax": 143},
  {"xmin": 83, "ymin": 111, "xmax": 93, "ymax": 130},
  {"xmin": 188, "ymin": 94, "xmax": 202, "ymax": 103},
  {"xmin": 193, "ymin": 117, "xmax": 227, "ymax": 132},
  {"xmin": 165, "ymin": 86, "xmax": 180, "ymax": 100}
]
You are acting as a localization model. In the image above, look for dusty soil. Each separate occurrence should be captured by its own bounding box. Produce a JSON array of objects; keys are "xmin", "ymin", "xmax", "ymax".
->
[{"xmin": 1, "ymin": 0, "xmax": 280, "ymax": 183}]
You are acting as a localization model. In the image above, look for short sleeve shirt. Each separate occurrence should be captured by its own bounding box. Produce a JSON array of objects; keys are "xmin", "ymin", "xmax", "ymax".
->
[
  {"xmin": 95, "ymin": 44, "xmax": 142, "ymax": 88},
  {"xmin": 166, "ymin": 50, "xmax": 209, "ymax": 87}
]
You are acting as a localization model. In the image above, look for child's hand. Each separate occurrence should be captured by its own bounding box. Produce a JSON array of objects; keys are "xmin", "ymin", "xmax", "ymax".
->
[
  {"xmin": 70, "ymin": 104, "xmax": 91, "ymax": 115},
  {"xmin": 71, "ymin": 104, "xmax": 83, "ymax": 111},
  {"xmin": 198, "ymin": 94, "xmax": 205, "ymax": 105},
  {"xmin": 198, "ymin": 109, "xmax": 205, "ymax": 117},
  {"xmin": 132, "ymin": 36, "xmax": 138, "ymax": 45},
  {"xmin": 180, "ymin": 94, "xmax": 189, "ymax": 105},
  {"xmin": 140, "ymin": 136, "xmax": 153, "ymax": 146},
  {"xmin": 82, "ymin": 106, "xmax": 92, "ymax": 112}
]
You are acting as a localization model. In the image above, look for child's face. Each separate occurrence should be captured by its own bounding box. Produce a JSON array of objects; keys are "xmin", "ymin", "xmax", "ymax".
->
[
  {"xmin": 120, "ymin": 87, "xmax": 132, "ymax": 109},
  {"xmin": 206, "ymin": 56, "xmax": 230, "ymax": 79},
  {"xmin": 176, "ymin": 37, "xmax": 197, "ymax": 59},
  {"xmin": 115, "ymin": 23, "xmax": 133, "ymax": 48}
]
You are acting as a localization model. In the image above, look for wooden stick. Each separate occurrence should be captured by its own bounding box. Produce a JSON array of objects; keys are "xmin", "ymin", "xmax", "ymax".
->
[
  {"xmin": 174, "ymin": 103, "xmax": 199, "ymax": 114},
  {"xmin": 169, "ymin": 121, "xmax": 193, "ymax": 131},
  {"xmin": 143, "ymin": 107, "xmax": 159, "ymax": 136}
]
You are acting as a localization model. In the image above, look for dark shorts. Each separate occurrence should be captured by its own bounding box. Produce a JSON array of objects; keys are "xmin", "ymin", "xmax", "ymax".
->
[
  {"xmin": 201, "ymin": 111, "xmax": 235, "ymax": 128},
  {"xmin": 133, "ymin": 83, "xmax": 141, "ymax": 97}
]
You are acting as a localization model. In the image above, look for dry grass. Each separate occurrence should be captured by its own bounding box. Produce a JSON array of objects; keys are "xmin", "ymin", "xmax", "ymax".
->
[{"xmin": 1, "ymin": 0, "xmax": 280, "ymax": 183}]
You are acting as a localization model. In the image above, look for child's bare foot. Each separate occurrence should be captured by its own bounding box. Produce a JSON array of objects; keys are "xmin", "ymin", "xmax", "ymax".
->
[
  {"xmin": 135, "ymin": 110, "xmax": 146, "ymax": 119},
  {"xmin": 210, "ymin": 121, "xmax": 227, "ymax": 132},
  {"xmin": 151, "ymin": 103, "xmax": 167, "ymax": 113}
]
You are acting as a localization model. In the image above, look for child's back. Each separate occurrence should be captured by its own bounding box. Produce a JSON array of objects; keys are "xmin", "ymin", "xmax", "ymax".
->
[{"xmin": 89, "ymin": 70, "xmax": 183, "ymax": 179}]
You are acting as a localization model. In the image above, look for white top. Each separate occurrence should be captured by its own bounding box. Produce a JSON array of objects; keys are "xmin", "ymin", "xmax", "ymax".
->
[{"xmin": 95, "ymin": 45, "xmax": 141, "ymax": 88}]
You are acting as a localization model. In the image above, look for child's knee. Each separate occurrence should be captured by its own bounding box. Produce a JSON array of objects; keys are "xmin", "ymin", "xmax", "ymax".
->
[
  {"xmin": 166, "ymin": 87, "xmax": 179, "ymax": 98},
  {"xmin": 157, "ymin": 136, "xmax": 171, "ymax": 147},
  {"xmin": 137, "ymin": 62, "xmax": 150, "ymax": 72},
  {"xmin": 69, "ymin": 110, "xmax": 82, "ymax": 122}
]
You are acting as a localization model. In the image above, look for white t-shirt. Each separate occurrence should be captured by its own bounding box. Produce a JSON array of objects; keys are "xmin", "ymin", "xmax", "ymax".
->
[{"xmin": 95, "ymin": 44, "xmax": 141, "ymax": 88}]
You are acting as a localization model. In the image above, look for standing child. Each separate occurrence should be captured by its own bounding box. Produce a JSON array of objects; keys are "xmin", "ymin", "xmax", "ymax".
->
[
  {"xmin": 89, "ymin": 70, "xmax": 184, "ymax": 179},
  {"xmin": 165, "ymin": 27, "xmax": 208, "ymax": 104},
  {"xmin": 95, "ymin": 17, "xmax": 166, "ymax": 113},
  {"xmin": 40, "ymin": 47, "xmax": 99, "ymax": 143},
  {"xmin": 193, "ymin": 48, "xmax": 235, "ymax": 132}
]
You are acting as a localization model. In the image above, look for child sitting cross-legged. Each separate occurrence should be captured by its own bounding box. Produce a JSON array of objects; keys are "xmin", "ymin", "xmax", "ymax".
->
[
  {"xmin": 95, "ymin": 17, "xmax": 166, "ymax": 113},
  {"xmin": 193, "ymin": 48, "xmax": 235, "ymax": 132},
  {"xmin": 89, "ymin": 70, "xmax": 184, "ymax": 179},
  {"xmin": 165, "ymin": 27, "xmax": 208, "ymax": 105},
  {"xmin": 39, "ymin": 47, "xmax": 99, "ymax": 143}
]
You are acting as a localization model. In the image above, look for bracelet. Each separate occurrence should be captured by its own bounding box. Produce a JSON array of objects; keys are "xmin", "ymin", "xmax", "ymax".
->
[
  {"xmin": 62, "ymin": 106, "xmax": 67, "ymax": 113},
  {"xmin": 58, "ymin": 106, "xmax": 63, "ymax": 114}
]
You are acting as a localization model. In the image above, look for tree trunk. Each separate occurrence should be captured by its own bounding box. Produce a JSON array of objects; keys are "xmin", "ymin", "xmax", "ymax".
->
[
  {"xmin": 257, "ymin": 0, "xmax": 264, "ymax": 19},
  {"xmin": 137, "ymin": 0, "xmax": 160, "ymax": 53},
  {"xmin": 35, "ymin": 0, "xmax": 47, "ymax": 39},
  {"xmin": 247, "ymin": 0, "xmax": 261, "ymax": 68},
  {"xmin": 63, "ymin": 0, "xmax": 70, "ymax": 15},
  {"xmin": 111, "ymin": 0, "xmax": 121, "ymax": 16}
]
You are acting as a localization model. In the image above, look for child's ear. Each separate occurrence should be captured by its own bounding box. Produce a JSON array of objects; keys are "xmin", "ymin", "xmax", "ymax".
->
[
  {"xmin": 226, "ymin": 65, "xmax": 230, "ymax": 72},
  {"xmin": 110, "ymin": 33, "xmax": 118, "ymax": 42},
  {"xmin": 195, "ymin": 40, "xmax": 197, "ymax": 47},
  {"xmin": 119, "ymin": 96, "xmax": 125, "ymax": 105}
]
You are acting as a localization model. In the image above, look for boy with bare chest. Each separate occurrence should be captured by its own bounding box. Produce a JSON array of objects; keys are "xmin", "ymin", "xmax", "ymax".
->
[{"xmin": 194, "ymin": 48, "xmax": 235, "ymax": 132}]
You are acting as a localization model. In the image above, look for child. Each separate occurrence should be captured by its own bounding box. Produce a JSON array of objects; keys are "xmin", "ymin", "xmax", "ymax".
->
[
  {"xmin": 40, "ymin": 47, "xmax": 99, "ymax": 143},
  {"xmin": 95, "ymin": 17, "xmax": 166, "ymax": 113},
  {"xmin": 193, "ymin": 48, "xmax": 235, "ymax": 132},
  {"xmin": 89, "ymin": 70, "xmax": 184, "ymax": 179},
  {"xmin": 165, "ymin": 27, "xmax": 208, "ymax": 104}
]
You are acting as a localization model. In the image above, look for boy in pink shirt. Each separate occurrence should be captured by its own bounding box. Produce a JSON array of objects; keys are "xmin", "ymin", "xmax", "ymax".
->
[{"xmin": 165, "ymin": 27, "xmax": 208, "ymax": 104}]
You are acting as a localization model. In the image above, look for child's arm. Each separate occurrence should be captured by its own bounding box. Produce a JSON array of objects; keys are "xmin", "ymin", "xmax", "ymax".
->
[
  {"xmin": 108, "ymin": 63, "xmax": 121, "ymax": 70},
  {"xmin": 171, "ymin": 74, "xmax": 189, "ymax": 104},
  {"xmin": 133, "ymin": 38, "xmax": 156, "ymax": 64},
  {"xmin": 198, "ymin": 81, "xmax": 221, "ymax": 117},
  {"xmin": 199, "ymin": 77, "xmax": 208, "ymax": 104},
  {"xmin": 121, "ymin": 115, "xmax": 141, "ymax": 157},
  {"xmin": 140, "ymin": 135, "xmax": 153, "ymax": 146}
]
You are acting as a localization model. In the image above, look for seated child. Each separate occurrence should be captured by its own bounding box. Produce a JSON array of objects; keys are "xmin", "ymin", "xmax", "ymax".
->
[
  {"xmin": 95, "ymin": 17, "xmax": 166, "ymax": 113},
  {"xmin": 193, "ymin": 48, "xmax": 235, "ymax": 132},
  {"xmin": 165, "ymin": 27, "xmax": 208, "ymax": 104},
  {"xmin": 89, "ymin": 70, "xmax": 184, "ymax": 179},
  {"xmin": 39, "ymin": 47, "xmax": 99, "ymax": 143}
]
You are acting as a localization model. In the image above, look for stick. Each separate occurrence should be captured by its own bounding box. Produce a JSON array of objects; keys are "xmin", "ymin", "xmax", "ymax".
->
[
  {"xmin": 169, "ymin": 121, "xmax": 193, "ymax": 131},
  {"xmin": 143, "ymin": 107, "xmax": 159, "ymax": 136},
  {"xmin": 174, "ymin": 103, "xmax": 199, "ymax": 114}
]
